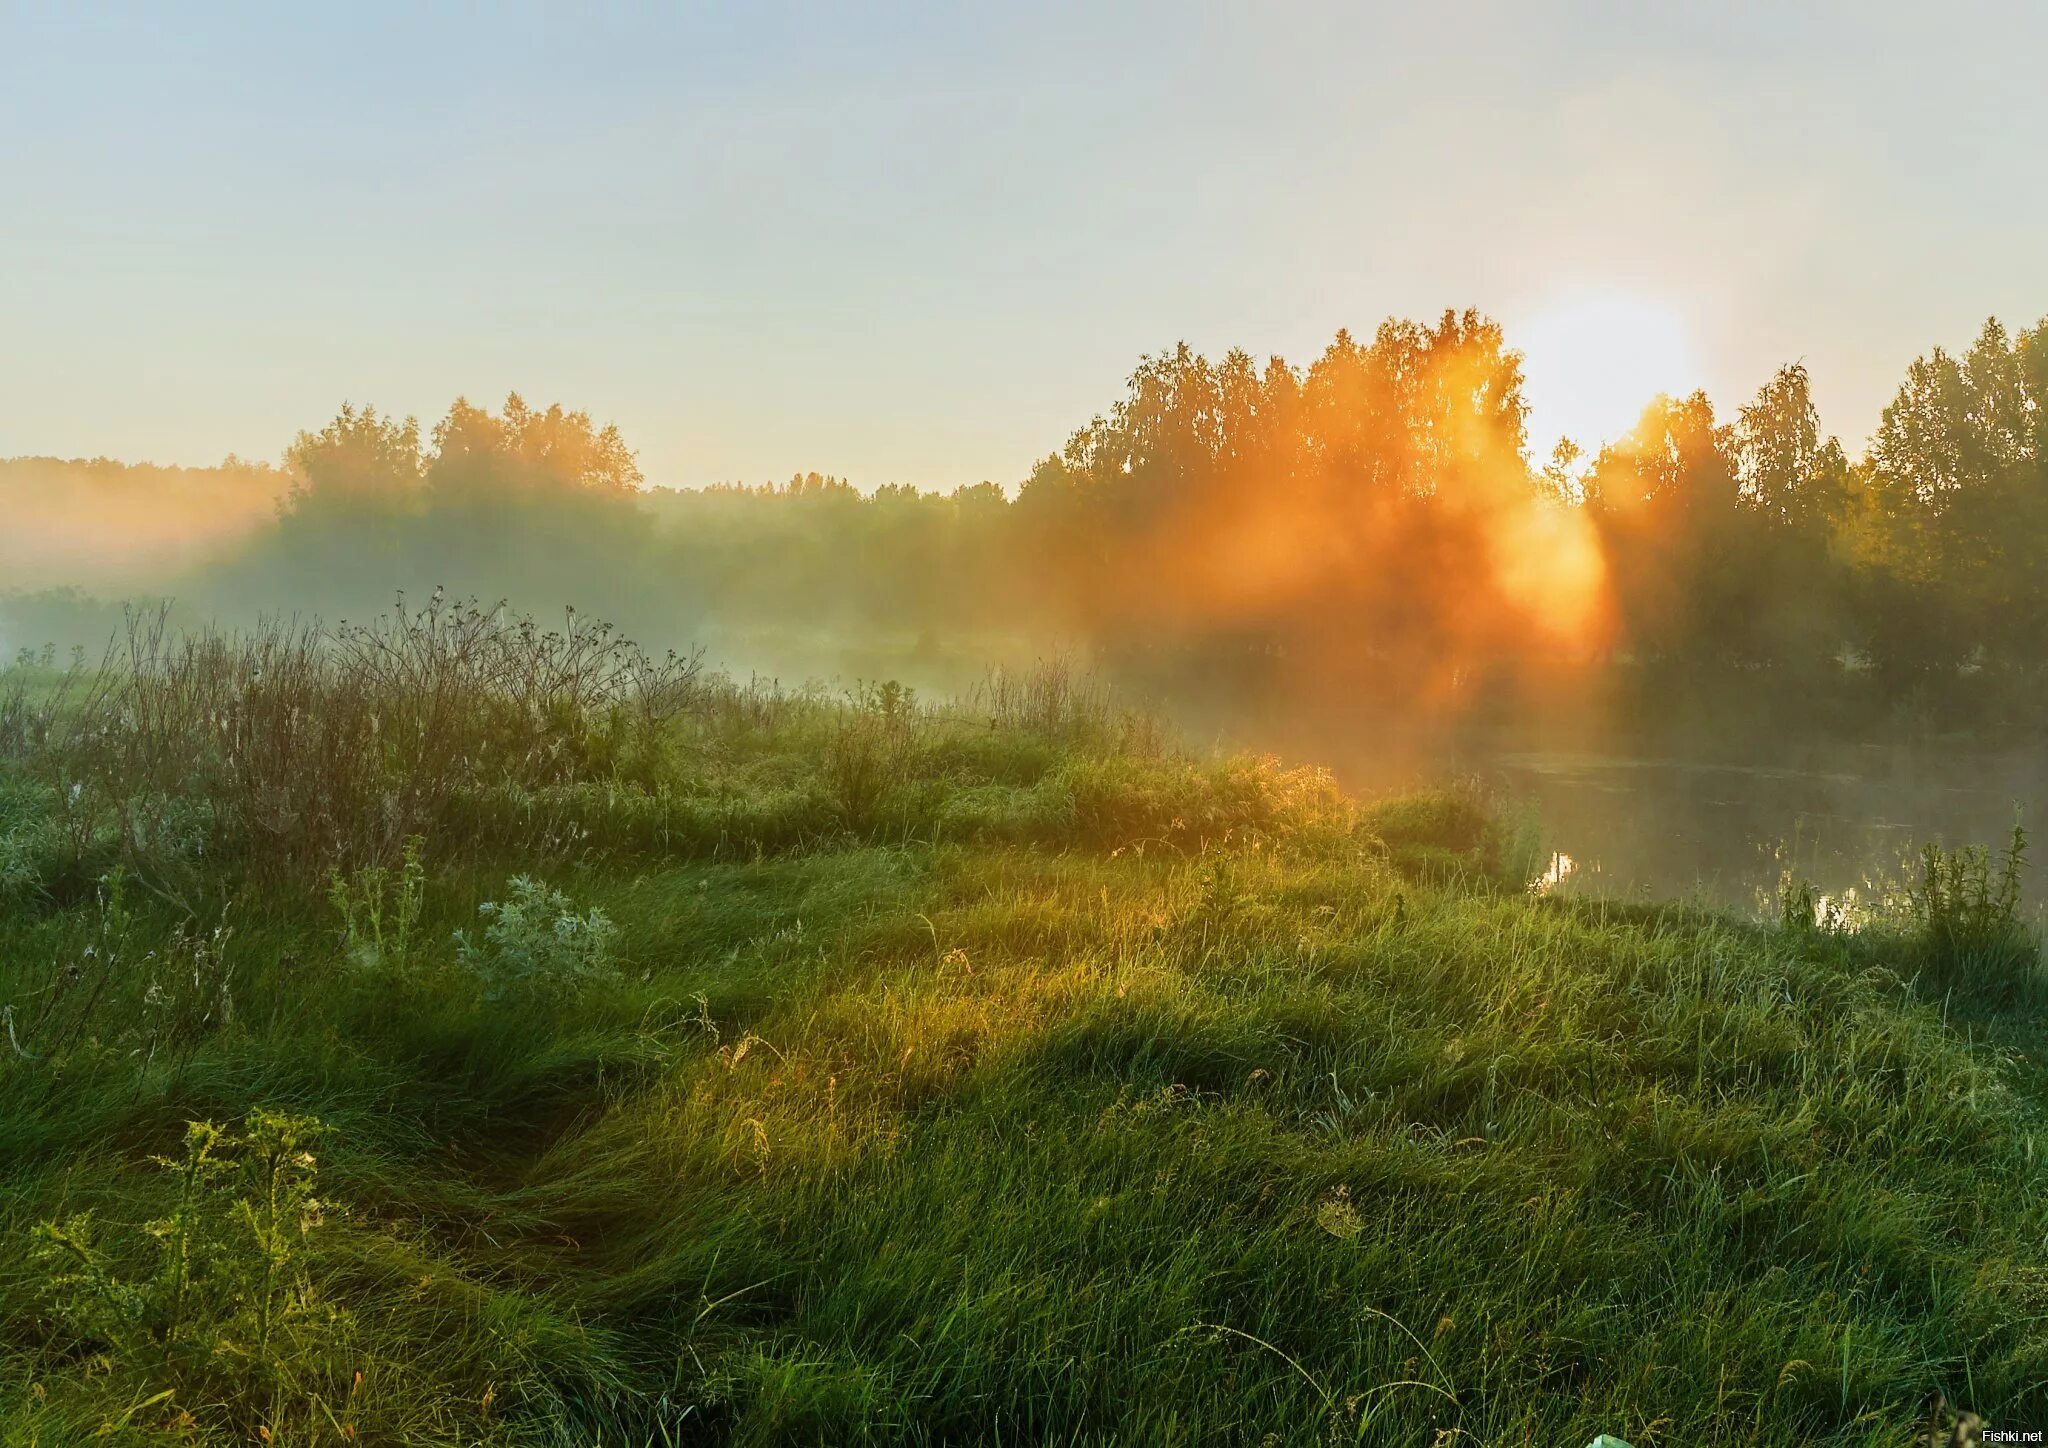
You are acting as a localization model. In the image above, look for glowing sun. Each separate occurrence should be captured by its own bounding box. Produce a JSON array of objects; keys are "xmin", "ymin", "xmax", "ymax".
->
[{"xmin": 1514, "ymin": 288, "xmax": 1702, "ymax": 457}]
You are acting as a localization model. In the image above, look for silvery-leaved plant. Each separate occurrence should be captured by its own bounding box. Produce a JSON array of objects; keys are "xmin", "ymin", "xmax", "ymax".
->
[{"xmin": 456, "ymin": 874, "xmax": 617, "ymax": 993}]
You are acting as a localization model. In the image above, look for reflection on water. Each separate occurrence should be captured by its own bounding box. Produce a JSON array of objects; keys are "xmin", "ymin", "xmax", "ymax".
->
[
  {"xmin": 1530, "ymin": 850, "xmax": 1576, "ymax": 896},
  {"xmin": 1482, "ymin": 746, "xmax": 2046, "ymax": 919}
]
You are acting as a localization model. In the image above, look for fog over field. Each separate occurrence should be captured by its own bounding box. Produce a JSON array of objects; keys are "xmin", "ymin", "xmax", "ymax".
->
[
  {"xmin": 8, "ymin": 6, "xmax": 2048, "ymax": 1442},
  {"xmin": 12, "ymin": 310, "xmax": 2048, "ymax": 908}
]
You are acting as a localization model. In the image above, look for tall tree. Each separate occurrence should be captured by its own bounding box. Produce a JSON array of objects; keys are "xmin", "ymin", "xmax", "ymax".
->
[{"xmin": 1733, "ymin": 363, "xmax": 1848, "ymax": 536}]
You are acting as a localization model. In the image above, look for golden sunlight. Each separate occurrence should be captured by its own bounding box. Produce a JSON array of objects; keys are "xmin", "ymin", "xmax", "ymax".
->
[
  {"xmin": 1515, "ymin": 288, "xmax": 1702, "ymax": 455},
  {"xmin": 1485, "ymin": 489, "xmax": 1611, "ymax": 652}
]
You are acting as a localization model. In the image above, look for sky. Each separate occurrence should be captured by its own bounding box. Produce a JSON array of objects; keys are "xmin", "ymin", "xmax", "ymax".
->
[{"xmin": 3, "ymin": 0, "xmax": 2045, "ymax": 491}]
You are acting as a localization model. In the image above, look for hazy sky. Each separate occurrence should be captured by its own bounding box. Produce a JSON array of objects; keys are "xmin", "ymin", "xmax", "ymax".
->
[{"xmin": 3, "ymin": 1, "xmax": 2044, "ymax": 490}]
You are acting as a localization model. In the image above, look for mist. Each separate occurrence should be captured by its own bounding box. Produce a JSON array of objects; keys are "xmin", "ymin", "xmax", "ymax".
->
[
  {"xmin": 0, "ymin": 455, "xmax": 283, "ymax": 596},
  {"xmin": 10, "ymin": 307, "xmax": 2048, "ymax": 909}
]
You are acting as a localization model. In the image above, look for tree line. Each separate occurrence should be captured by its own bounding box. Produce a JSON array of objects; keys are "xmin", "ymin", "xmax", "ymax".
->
[{"xmin": 7, "ymin": 310, "xmax": 2047, "ymax": 741}]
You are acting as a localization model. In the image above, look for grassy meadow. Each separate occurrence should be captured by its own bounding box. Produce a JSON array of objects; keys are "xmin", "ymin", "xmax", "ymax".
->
[{"xmin": 0, "ymin": 601, "xmax": 2043, "ymax": 1445}]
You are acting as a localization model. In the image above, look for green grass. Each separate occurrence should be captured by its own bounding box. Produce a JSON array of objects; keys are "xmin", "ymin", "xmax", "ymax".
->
[{"xmin": 1, "ymin": 626, "xmax": 2044, "ymax": 1444}]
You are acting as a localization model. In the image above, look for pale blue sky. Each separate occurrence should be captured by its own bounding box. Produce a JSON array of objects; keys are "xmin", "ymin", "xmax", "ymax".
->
[{"xmin": 3, "ymin": 1, "xmax": 2044, "ymax": 488}]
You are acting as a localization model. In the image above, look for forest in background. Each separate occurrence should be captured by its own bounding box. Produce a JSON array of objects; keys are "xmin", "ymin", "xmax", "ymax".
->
[{"xmin": 7, "ymin": 309, "xmax": 2048, "ymax": 750}]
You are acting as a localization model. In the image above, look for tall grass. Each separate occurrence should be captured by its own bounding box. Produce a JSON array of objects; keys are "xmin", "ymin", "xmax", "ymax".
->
[
  {"xmin": 0, "ymin": 594, "xmax": 701, "ymax": 892},
  {"xmin": 1, "ymin": 603, "xmax": 2044, "ymax": 1443},
  {"xmin": 0, "ymin": 602, "xmax": 1334, "ymax": 905},
  {"xmin": 1908, "ymin": 824, "xmax": 2038, "ymax": 1003}
]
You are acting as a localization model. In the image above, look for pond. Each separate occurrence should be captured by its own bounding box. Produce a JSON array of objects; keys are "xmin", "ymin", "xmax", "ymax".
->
[{"xmin": 1482, "ymin": 745, "xmax": 2046, "ymax": 918}]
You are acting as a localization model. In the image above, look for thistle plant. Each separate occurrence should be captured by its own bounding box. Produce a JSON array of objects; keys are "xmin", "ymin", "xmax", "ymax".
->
[
  {"xmin": 30, "ymin": 1110, "xmax": 332, "ymax": 1419},
  {"xmin": 327, "ymin": 833, "xmax": 426, "ymax": 970}
]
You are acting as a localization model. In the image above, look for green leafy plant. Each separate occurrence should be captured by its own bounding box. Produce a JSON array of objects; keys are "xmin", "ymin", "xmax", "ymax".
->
[
  {"xmin": 30, "ymin": 1111, "xmax": 339, "ymax": 1432},
  {"xmin": 327, "ymin": 833, "xmax": 427, "ymax": 970},
  {"xmin": 1778, "ymin": 874, "xmax": 1832, "ymax": 934},
  {"xmin": 1908, "ymin": 822, "xmax": 2037, "ymax": 1000},
  {"xmin": 456, "ymin": 874, "xmax": 618, "ymax": 992}
]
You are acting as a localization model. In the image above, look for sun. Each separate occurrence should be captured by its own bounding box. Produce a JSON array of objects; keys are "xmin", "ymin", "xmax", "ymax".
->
[{"xmin": 1512, "ymin": 288, "xmax": 1702, "ymax": 459}]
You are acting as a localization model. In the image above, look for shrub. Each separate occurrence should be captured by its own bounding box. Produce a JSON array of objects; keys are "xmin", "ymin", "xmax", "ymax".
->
[
  {"xmin": 1361, "ymin": 784, "xmax": 1537, "ymax": 886},
  {"xmin": 456, "ymin": 874, "xmax": 618, "ymax": 993},
  {"xmin": 10, "ymin": 595, "xmax": 702, "ymax": 886},
  {"xmin": 1056, "ymin": 753, "xmax": 1352, "ymax": 853}
]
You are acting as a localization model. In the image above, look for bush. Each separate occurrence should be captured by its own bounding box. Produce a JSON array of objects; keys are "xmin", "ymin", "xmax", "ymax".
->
[
  {"xmin": 456, "ymin": 874, "xmax": 618, "ymax": 994},
  {"xmin": 1361, "ymin": 784, "xmax": 1537, "ymax": 886},
  {"xmin": 6, "ymin": 595, "xmax": 702, "ymax": 886},
  {"xmin": 1056, "ymin": 753, "xmax": 1352, "ymax": 852}
]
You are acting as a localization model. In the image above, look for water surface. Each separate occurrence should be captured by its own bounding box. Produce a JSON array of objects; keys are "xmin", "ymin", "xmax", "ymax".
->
[{"xmin": 1484, "ymin": 745, "xmax": 2046, "ymax": 917}]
